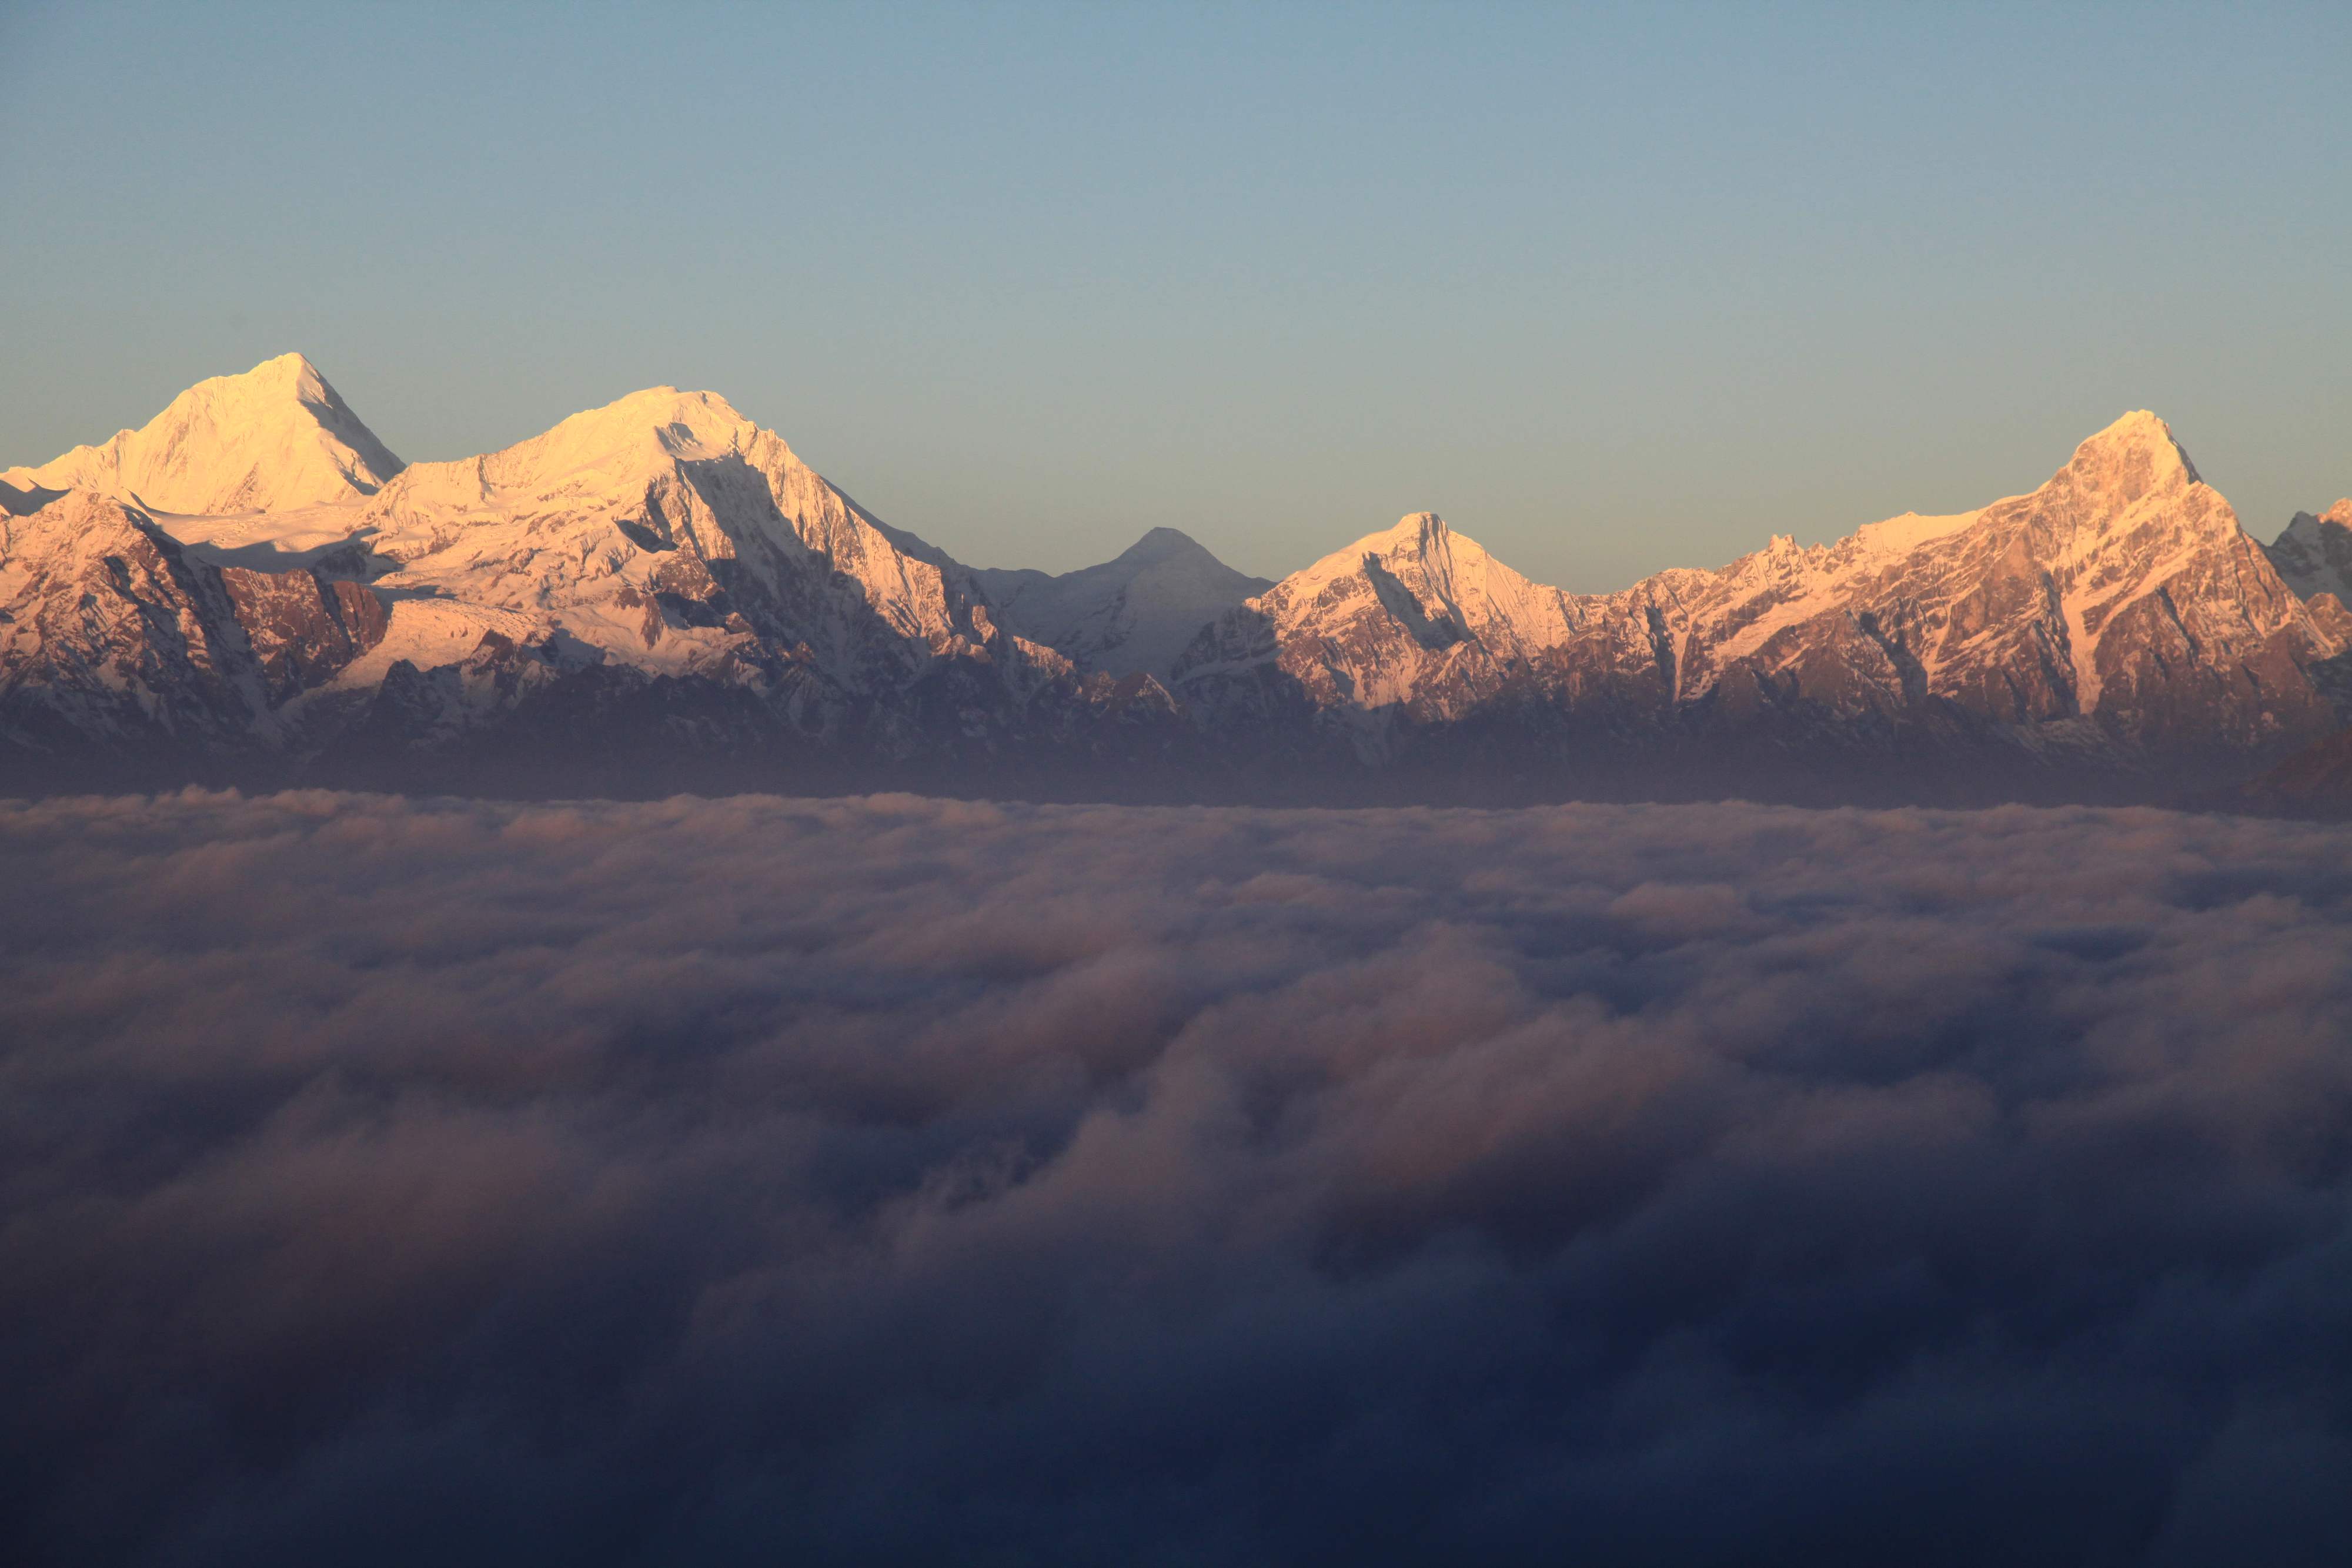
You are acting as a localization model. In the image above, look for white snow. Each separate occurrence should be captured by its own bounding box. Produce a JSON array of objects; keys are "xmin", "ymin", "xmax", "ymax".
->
[
  {"xmin": 4, "ymin": 353, "xmax": 402, "ymax": 516},
  {"xmin": 973, "ymin": 527, "xmax": 1271, "ymax": 678},
  {"xmin": 1855, "ymin": 509, "xmax": 1979, "ymax": 555},
  {"xmin": 151, "ymin": 503, "xmax": 374, "ymax": 569}
]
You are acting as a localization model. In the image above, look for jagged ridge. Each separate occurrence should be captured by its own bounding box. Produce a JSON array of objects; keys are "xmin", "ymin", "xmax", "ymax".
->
[{"xmin": 4, "ymin": 364, "xmax": 2346, "ymax": 803}]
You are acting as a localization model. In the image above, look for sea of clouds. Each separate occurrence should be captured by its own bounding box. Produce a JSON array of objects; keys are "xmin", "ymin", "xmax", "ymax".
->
[{"xmin": 4, "ymin": 790, "xmax": 2350, "ymax": 1566}]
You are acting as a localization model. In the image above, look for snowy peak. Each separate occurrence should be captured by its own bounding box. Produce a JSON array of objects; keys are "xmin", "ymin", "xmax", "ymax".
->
[
  {"xmin": 353, "ymin": 381, "xmax": 988, "ymax": 672},
  {"xmin": 527, "ymin": 386, "xmax": 760, "ymax": 466},
  {"xmin": 2052, "ymin": 409, "xmax": 2202, "ymax": 513},
  {"xmin": 1277, "ymin": 512, "xmax": 1572, "ymax": 660},
  {"xmin": 1174, "ymin": 413, "xmax": 2337, "ymax": 760},
  {"xmin": 5, "ymin": 353, "xmax": 404, "ymax": 515},
  {"xmin": 2266, "ymin": 499, "xmax": 2352, "ymax": 602},
  {"xmin": 973, "ymin": 527, "xmax": 1271, "ymax": 678},
  {"xmin": 379, "ymin": 386, "xmax": 770, "ymax": 510},
  {"xmin": 1288, "ymin": 512, "xmax": 1452, "ymax": 593},
  {"xmin": 1112, "ymin": 526, "xmax": 1223, "ymax": 569},
  {"xmin": 1368, "ymin": 510, "xmax": 1451, "ymax": 551},
  {"xmin": 1171, "ymin": 512, "xmax": 1578, "ymax": 728}
]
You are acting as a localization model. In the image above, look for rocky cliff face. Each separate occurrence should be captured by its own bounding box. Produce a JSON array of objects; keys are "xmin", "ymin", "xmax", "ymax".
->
[
  {"xmin": 0, "ymin": 487, "xmax": 386, "ymax": 755},
  {"xmin": 3, "ymin": 363, "xmax": 2342, "ymax": 802},
  {"xmin": 2267, "ymin": 500, "xmax": 2352, "ymax": 603}
]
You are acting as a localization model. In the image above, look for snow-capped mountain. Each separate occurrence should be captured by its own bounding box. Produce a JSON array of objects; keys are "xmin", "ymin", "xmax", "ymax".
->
[
  {"xmin": 973, "ymin": 528, "xmax": 1272, "ymax": 678},
  {"xmin": 2, "ymin": 357, "xmax": 1192, "ymax": 784},
  {"xmin": 2266, "ymin": 500, "xmax": 2352, "ymax": 603},
  {"xmin": 4, "ymin": 358, "xmax": 2345, "ymax": 803},
  {"xmin": 2, "ymin": 353, "xmax": 402, "ymax": 515},
  {"xmin": 1172, "ymin": 412, "xmax": 2345, "ymax": 780},
  {"xmin": 1171, "ymin": 511, "xmax": 1582, "ymax": 733}
]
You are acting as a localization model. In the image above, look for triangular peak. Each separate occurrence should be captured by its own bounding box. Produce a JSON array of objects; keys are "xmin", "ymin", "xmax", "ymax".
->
[
  {"xmin": 240, "ymin": 350, "xmax": 330, "ymax": 395},
  {"xmin": 1277, "ymin": 511, "xmax": 1525, "ymax": 582},
  {"xmin": 2056, "ymin": 409, "xmax": 2201, "ymax": 502},
  {"xmin": 1304, "ymin": 511, "xmax": 1459, "ymax": 569},
  {"xmin": 8, "ymin": 352, "xmax": 403, "ymax": 514},
  {"xmin": 137, "ymin": 353, "xmax": 375, "ymax": 450},
  {"xmin": 1372, "ymin": 511, "xmax": 1449, "ymax": 549},
  {"xmin": 1112, "ymin": 526, "xmax": 1215, "ymax": 567}
]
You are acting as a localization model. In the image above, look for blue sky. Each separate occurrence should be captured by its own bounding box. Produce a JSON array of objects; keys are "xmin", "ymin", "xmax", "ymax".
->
[{"xmin": 3, "ymin": 1, "xmax": 2346, "ymax": 586}]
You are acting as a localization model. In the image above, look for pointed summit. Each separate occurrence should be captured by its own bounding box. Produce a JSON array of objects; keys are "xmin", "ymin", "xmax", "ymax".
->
[
  {"xmin": 2057, "ymin": 410, "xmax": 2201, "ymax": 506},
  {"xmin": 5, "ymin": 353, "xmax": 403, "ymax": 515},
  {"xmin": 1351, "ymin": 511, "xmax": 1452, "ymax": 554},
  {"xmin": 972, "ymin": 526, "xmax": 1271, "ymax": 679},
  {"xmin": 1181, "ymin": 510, "xmax": 1576, "ymax": 718},
  {"xmin": 1112, "ymin": 526, "xmax": 1221, "ymax": 567},
  {"xmin": 1292, "ymin": 513, "xmax": 1551, "ymax": 643}
]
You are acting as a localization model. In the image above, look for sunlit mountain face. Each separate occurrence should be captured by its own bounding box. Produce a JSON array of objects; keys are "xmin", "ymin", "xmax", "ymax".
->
[{"xmin": 7, "ymin": 357, "xmax": 2350, "ymax": 809}]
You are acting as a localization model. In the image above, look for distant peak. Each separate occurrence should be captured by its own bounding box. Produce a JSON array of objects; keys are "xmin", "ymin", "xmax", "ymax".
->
[
  {"xmin": 413, "ymin": 385, "xmax": 773, "ymax": 499},
  {"xmin": 249, "ymin": 350, "xmax": 322, "ymax": 380},
  {"xmin": 2067, "ymin": 409, "xmax": 2200, "ymax": 488},
  {"xmin": 592, "ymin": 385, "xmax": 750, "ymax": 427},
  {"xmin": 1275, "ymin": 513, "xmax": 1505, "ymax": 596},
  {"xmin": 1114, "ymin": 526, "xmax": 1211, "ymax": 566},
  {"xmin": 1358, "ymin": 512, "xmax": 1451, "ymax": 552},
  {"xmin": 11, "ymin": 352, "xmax": 401, "ymax": 513},
  {"xmin": 195, "ymin": 352, "xmax": 336, "ymax": 408},
  {"xmin": 2281, "ymin": 500, "xmax": 2352, "ymax": 540},
  {"xmin": 535, "ymin": 386, "xmax": 757, "ymax": 452}
]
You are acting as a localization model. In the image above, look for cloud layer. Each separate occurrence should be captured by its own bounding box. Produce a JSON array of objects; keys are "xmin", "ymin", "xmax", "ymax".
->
[{"xmin": 5, "ymin": 791, "xmax": 2351, "ymax": 1566}]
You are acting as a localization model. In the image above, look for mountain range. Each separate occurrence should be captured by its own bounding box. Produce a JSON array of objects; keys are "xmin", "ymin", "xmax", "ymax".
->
[{"xmin": 5, "ymin": 354, "xmax": 2349, "ymax": 807}]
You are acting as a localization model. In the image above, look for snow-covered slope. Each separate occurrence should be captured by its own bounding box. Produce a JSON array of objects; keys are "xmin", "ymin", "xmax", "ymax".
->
[
  {"xmin": 972, "ymin": 527, "xmax": 1271, "ymax": 678},
  {"xmin": 1175, "ymin": 412, "xmax": 2344, "ymax": 763},
  {"xmin": 4, "ymin": 354, "xmax": 402, "ymax": 515},
  {"xmin": 1607, "ymin": 410, "xmax": 2330, "ymax": 744},
  {"xmin": 1172, "ymin": 512, "xmax": 1579, "ymax": 732},
  {"xmin": 4, "ymin": 363, "xmax": 2342, "ymax": 799},
  {"xmin": 2, "ymin": 363, "xmax": 1174, "ymax": 772},
  {"xmin": 352, "ymin": 385, "xmax": 995, "ymax": 693},
  {"xmin": 2266, "ymin": 500, "xmax": 2352, "ymax": 603}
]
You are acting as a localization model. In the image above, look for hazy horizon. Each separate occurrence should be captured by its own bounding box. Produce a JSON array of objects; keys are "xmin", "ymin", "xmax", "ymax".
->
[{"xmin": 4, "ymin": 2, "xmax": 2346, "ymax": 589}]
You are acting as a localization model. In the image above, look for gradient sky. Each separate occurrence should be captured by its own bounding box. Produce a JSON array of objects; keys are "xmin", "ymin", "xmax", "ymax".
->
[{"xmin": 3, "ymin": 1, "xmax": 2346, "ymax": 587}]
